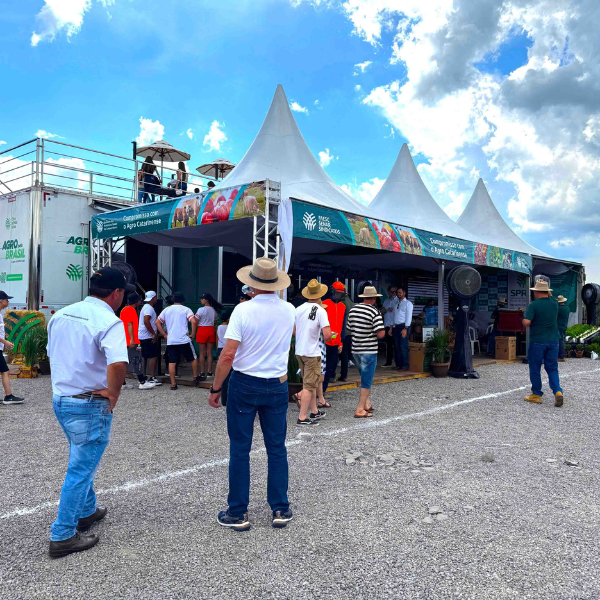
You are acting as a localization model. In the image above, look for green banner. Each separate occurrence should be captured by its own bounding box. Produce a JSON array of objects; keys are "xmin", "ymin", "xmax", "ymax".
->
[
  {"xmin": 92, "ymin": 181, "xmax": 268, "ymax": 239},
  {"xmin": 543, "ymin": 269, "xmax": 578, "ymax": 312},
  {"xmin": 292, "ymin": 200, "xmax": 533, "ymax": 274}
]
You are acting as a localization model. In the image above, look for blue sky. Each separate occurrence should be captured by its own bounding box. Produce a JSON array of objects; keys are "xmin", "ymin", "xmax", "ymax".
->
[{"xmin": 1, "ymin": 0, "xmax": 599, "ymax": 278}]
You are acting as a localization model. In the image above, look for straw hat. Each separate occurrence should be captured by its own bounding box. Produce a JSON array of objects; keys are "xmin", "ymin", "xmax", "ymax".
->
[
  {"xmin": 236, "ymin": 257, "xmax": 291, "ymax": 292},
  {"xmin": 358, "ymin": 286, "xmax": 382, "ymax": 298},
  {"xmin": 557, "ymin": 295, "xmax": 568, "ymax": 303},
  {"xmin": 302, "ymin": 278, "xmax": 328, "ymax": 300},
  {"xmin": 530, "ymin": 279, "xmax": 552, "ymax": 292}
]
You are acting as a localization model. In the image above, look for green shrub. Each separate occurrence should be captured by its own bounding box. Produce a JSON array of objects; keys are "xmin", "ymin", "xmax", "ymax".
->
[
  {"xmin": 22, "ymin": 327, "xmax": 48, "ymax": 367},
  {"xmin": 566, "ymin": 324, "xmax": 595, "ymax": 338},
  {"xmin": 425, "ymin": 329, "xmax": 452, "ymax": 363},
  {"xmin": 576, "ymin": 344, "xmax": 584, "ymax": 351}
]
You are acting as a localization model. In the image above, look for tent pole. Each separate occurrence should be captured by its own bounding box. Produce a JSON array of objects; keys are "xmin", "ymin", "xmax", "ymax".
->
[
  {"xmin": 217, "ymin": 246, "xmax": 223, "ymax": 304},
  {"xmin": 438, "ymin": 261, "xmax": 445, "ymax": 331}
]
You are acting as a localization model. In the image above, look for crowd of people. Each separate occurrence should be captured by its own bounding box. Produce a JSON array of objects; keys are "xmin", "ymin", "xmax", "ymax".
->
[{"xmin": 2, "ymin": 256, "xmax": 569, "ymax": 556}]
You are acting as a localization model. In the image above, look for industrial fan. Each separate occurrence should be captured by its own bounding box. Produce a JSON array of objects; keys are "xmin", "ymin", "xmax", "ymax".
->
[
  {"xmin": 582, "ymin": 283, "xmax": 600, "ymax": 326},
  {"xmin": 446, "ymin": 265, "xmax": 482, "ymax": 379}
]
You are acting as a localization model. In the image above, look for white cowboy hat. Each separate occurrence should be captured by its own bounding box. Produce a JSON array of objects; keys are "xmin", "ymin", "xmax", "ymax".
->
[
  {"xmin": 236, "ymin": 257, "xmax": 291, "ymax": 292},
  {"xmin": 530, "ymin": 279, "xmax": 552, "ymax": 292},
  {"xmin": 557, "ymin": 295, "xmax": 568, "ymax": 303},
  {"xmin": 358, "ymin": 286, "xmax": 382, "ymax": 298},
  {"xmin": 302, "ymin": 278, "xmax": 328, "ymax": 300}
]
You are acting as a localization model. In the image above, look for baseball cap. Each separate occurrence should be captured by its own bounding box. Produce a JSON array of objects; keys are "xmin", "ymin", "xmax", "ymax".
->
[
  {"xmin": 90, "ymin": 267, "xmax": 135, "ymax": 292},
  {"xmin": 173, "ymin": 291, "xmax": 185, "ymax": 303},
  {"xmin": 332, "ymin": 281, "xmax": 346, "ymax": 291},
  {"xmin": 0, "ymin": 291, "xmax": 13, "ymax": 300},
  {"xmin": 144, "ymin": 291, "xmax": 157, "ymax": 302},
  {"xmin": 128, "ymin": 292, "xmax": 142, "ymax": 304}
]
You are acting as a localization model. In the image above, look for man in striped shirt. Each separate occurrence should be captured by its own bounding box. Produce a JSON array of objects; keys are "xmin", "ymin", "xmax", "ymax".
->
[{"xmin": 346, "ymin": 286, "xmax": 385, "ymax": 418}]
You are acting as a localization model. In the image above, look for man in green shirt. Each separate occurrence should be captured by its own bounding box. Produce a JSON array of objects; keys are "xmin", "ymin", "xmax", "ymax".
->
[
  {"xmin": 556, "ymin": 295, "xmax": 570, "ymax": 362},
  {"xmin": 522, "ymin": 279, "xmax": 563, "ymax": 407}
]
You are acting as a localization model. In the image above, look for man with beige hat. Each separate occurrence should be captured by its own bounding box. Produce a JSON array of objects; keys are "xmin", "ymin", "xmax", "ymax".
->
[
  {"xmin": 346, "ymin": 286, "xmax": 385, "ymax": 418},
  {"xmin": 522, "ymin": 279, "xmax": 563, "ymax": 407},
  {"xmin": 557, "ymin": 295, "xmax": 570, "ymax": 362},
  {"xmin": 208, "ymin": 257, "xmax": 295, "ymax": 531},
  {"xmin": 294, "ymin": 279, "xmax": 333, "ymax": 426}
]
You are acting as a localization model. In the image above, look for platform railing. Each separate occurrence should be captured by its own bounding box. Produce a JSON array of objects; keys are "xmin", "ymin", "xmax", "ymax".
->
[{"xmin": 0, "ymin": 138, "xmax": 214, "ymax": 204}]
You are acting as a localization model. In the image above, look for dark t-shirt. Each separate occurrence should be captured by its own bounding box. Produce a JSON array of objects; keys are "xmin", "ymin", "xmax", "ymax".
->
[
  {"xmin": 525, "ymin": 297, "xmax": 559, "ymax": 343},
  {"xmin": 557, "ymin": 304, "xmax": 570, "ymax": 334}
]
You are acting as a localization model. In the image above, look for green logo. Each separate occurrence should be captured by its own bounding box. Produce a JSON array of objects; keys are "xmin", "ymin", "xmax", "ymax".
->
[
  {"xmin": 0, "ymin": 272, "xmax": 5, "ymax": 283},
  {"xmin": 2, "ymin": 239, "xmax": 25, "ymax": 260},
  {"xmin": 66, "ymin": 264, "xmax": 83, "ymax": 281},
  {"xmin": 4, "ymin": 217, "xmax": 17, "ymax": 230},
  {"xmin": 7, "ymin": 274, "xmax": 22, "ymax": 281},
  {"xmin": 66, "ymin": 236, "xmax": 89, "ymax": 255}
]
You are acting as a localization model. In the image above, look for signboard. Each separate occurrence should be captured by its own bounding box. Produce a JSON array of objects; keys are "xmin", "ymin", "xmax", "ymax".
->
[
  {"xmin": 0, "ymin": 191, "xmax": 30, "ymax": 303},
  {"xmin": 92, "ymin": 181, "xmax": 268, "ymax": 239},
  {"xmin": 292, "ymin": 200, "xmax": 533, "ymax": 274}
]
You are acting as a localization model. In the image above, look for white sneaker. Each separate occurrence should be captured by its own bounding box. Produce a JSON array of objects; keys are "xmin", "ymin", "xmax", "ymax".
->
[
  {"xmin": 348, "ymin": 361, "xmax": 355, "ymax": 367},
  {"xmin": 122, "ymin": 383, "xmax": 134, "ymax": 390},
  {"xmin": 138, "ymin": 381, "xmax": 156, "ymax": 390},
  {"xmin": 149, "ymin": 377, "xmax": 162, "ymax": 386}
]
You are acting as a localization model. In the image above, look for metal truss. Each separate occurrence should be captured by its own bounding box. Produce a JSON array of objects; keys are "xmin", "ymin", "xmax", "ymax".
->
[{"xmin": 253, "ymin": 179, "xmax": 281, "ymax": 262}]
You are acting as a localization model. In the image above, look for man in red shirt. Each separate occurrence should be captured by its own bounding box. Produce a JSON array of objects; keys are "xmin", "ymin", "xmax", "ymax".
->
[
  {"xmin": 322, "ymin": 282, "xmax": 346, "ymax": 392},
  {"xmin": 120, "ymin": 293, "xmax": 155, "ymax": 390}
]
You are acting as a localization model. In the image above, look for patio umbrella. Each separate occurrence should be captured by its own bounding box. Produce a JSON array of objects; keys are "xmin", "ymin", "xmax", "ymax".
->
[
  {"xmin": 136, "ymin": 140, "xmax": 191, "ymax": 184},
  {"xmin": 196, "ymin": 158, "xmax": 236, "ymax": 181}
]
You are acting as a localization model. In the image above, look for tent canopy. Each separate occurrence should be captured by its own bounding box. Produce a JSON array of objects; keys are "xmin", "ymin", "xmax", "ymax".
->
[
  {"xmin": 368, "ymin": 143, "xmax": 480, "ymax": 242},
  {"xmin": 457, "ymin": 179, "xmax": 550, "ymax": 257},
  {"xmin": 219, "ymin": 84, "xmax": 367, "ymax": 214}
]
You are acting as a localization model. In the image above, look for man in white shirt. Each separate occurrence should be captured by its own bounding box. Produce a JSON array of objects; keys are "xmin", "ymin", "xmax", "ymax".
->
[
  {"xmin": 208, "ymin": 257, "xmax": 295, "ymax": 531},
  {"xmin": 294, "ymin": 279, "xmax": 332, "ymax": 426},
  {"xmin": 138, "ymin": 291, "xmax": 161, "ymax": 385},
  {"xmin": 393, "ymin": 287, "xmax": 414, "ymax": 371},
  {"xmin": 156, "ymin": 292, "xmax": 199, "ymax": 390},
  {"xmin": 382, "ymin": 285, "xmax": 398, "ymax": 367},
  {"xmin": 46, "ymin": 267, "xmax": 132, "ymax": 558}
]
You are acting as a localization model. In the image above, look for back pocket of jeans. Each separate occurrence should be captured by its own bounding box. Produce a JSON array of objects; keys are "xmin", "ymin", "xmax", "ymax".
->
[{"xmin": 62, "ymin": 413, "xmax": 92, "ymax": 445}]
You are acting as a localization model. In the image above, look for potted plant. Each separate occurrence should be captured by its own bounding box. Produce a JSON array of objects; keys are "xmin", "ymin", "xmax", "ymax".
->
[
  {"xmin": 32, "ymin": 327, "xmax": 50, "ymax": 375},
  {"xmin": 564, "ymin": 344, "xmax": 572, "ymax": 358},
  {"xmin": 19, "ymin": 329, "xmax": 43, "ymax": 378},
  {"xmin": 287, "ymin": 338, "xmax": 303, "ymax": 402},
  {"xmin": 425, "ymin": 329, "xmax": 452, "ymax": 378},
  {"xmin": 575, "ymin": 344, "xmax": 584, "ymax": 358}
]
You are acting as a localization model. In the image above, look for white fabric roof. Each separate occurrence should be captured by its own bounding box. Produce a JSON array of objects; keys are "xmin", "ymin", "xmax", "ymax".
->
[
  {"xmin": 367, "ymin": 144, "xmax": 480, "ymax": 241},
  {"xmin": 457, "ymin": 179, "xmax": 550, "ymax": 257},
  {"xmin": 219, "ymin": 85, "xmax": 367, "ymax": 214}
]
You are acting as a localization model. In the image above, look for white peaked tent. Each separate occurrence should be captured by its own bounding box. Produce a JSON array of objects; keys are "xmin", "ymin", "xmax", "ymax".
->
[
  {"xmin": 367, "ymin": 143, "xmax": 480, "ymax": 242},
  {"xmin": 457, "ymin": 179, "xmax": 550, "ymax": 257},
  {"xmin": 219, "ymin": 84, "xmax": 367, "ymax": 214}
]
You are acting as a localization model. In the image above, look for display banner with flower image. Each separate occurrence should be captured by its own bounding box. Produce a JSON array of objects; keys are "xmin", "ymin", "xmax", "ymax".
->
[
  {"xmin": 91, "ymin": 182, "xmax": 267, "ymax": 239},
  {"xmin": 292, "ymin": 200, "xmax": 533, "ymax": 274}
]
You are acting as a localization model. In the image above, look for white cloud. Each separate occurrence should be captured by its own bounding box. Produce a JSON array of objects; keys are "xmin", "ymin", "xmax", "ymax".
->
[
  {"xmin": 342, "ymin": 177, "xmax": 385, "ymax": 205},
  {"xmin": 354, "ymin": 60, "xmax": 373, "ymax": 75},
  {"xmin": 318, "ymin": 148, "xmax": 337, "ymax": 168},
  {"xmin": 355, "ymin": 84, "xmax": 362, "ymax": 91},
  {"xmin": 35, "ymin": 129, "xmax": 62, "ymax": 139},
  {"xmin": 136, "ymin": 117, "xmax": 164, "ymax": 147},
  {"xmin": 316, "ymin": 0, "xmax": 600, "ymax": 261},
  {"xmin": 0, "ymin": 141, "xmax": 6, "ymax": 146},
  {"xmin": 203, "ymin": 120, "xmax": 227, "ymax": 152},
  {"xmin": 290, "ymin": 101, "xmax": 309, "ymax": 115},
  {"xmin": 314, "ymin": 99, "xmax": 319, "ymax": 105},
  {"xmin": 31, "ymin": 0, "xmax": 114, "ymax": 47},
  {"xmin": 186, "ymin": 128, "xmax": 193, "ymax": 140},
  {"xmin": 550, "ymin": 238, "xmax": 575, "ymax": 249},
  {"xmin": 384, "ymin": 124, "xmax": 395, "ymax": 138}
]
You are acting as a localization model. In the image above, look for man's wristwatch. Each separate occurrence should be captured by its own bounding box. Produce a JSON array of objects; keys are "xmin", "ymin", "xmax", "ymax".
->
[{"xmin": 209, "ymin": 385, "xmax": 222, "ymax": 394}]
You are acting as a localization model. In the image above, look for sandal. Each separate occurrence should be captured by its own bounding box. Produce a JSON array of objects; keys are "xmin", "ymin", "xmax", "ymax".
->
[
  {"xmin": 170, "ymin": 385, "xmax": 178, "ymax": 391},
  {"xmin": 354, "ymin": 412, "xmax": 373, "ymax": 418},
  {"xmin": 365, "ymin": 406, "xmax": 374, "ymax": 412},
  {"xmin": 292, "ymin": 392, "xmax": 301, "ymax": 408},
  {"xmin": 318, "ymin": 401, "xmax": 331, "ymax": 408}
]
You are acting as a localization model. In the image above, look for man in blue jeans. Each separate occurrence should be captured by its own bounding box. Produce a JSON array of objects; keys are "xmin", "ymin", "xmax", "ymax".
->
[
  {"xmin": 208, "ymin": 258, "xmax": 295, "ymax": 531},
  {"xmin": 47, "ymin": 267, "xmax": 132, "ymax": 557},
  {"xmin": 522, "ymin": 279, "xmax": 563, "ymax": 407}
]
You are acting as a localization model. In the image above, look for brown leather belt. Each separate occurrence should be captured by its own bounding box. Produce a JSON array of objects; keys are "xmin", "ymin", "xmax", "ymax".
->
[{"xmin": 72, "ymin": 393, "xmax": 107, "ymax": 401}]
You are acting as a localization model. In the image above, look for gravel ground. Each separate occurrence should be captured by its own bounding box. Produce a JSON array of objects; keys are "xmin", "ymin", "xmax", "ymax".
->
[{"xmin": 1, "ymin": 359, "xmax": 599, "ymax": 599}]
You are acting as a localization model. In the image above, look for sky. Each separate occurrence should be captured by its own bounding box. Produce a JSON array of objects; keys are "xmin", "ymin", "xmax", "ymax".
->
[{"xmin": 1, "ymin": 0, "xmax": 599, "ymax": 279}]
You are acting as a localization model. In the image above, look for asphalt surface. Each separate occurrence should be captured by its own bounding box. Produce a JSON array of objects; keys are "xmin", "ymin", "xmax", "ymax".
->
[{"xmin": 1, "ymin": 359, "xmax": 599, "ymax": 599}]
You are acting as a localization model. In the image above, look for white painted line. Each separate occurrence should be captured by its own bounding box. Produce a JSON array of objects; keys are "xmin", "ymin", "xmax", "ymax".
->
[{"xmin": 1, "ymin": 367, "xmax": 598, "ymax": 522}]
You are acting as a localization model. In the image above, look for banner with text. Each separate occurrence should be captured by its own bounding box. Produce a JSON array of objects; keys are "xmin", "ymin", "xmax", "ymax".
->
[
  {"xmin": 92, "ymin": 181, "xmax": 268, "ymax": 239},
  {"xmin": 292, "ymin": 200, "xmax": 533, "ymax": 274}
]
